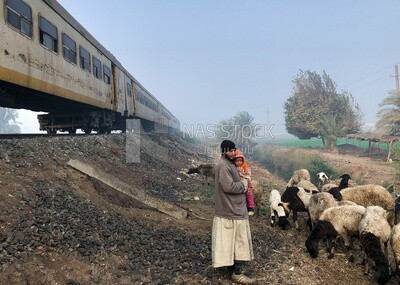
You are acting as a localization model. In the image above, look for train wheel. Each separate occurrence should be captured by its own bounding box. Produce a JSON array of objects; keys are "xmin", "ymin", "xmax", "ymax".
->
[
  {"xmin": 68, "ymin": 129, "xmax": 76, "ymax": 134},
  {"xmin": 83, "ymin": 128, "xmax": 92, "ymax": 134},
  {"xmin": 47, "ymin": 129, "xmax": 57, "ymax": 134}
]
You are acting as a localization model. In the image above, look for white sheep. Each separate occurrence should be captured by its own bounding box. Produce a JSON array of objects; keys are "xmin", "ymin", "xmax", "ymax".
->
[
  {"xmin": 308, "ymin": 192, "xmax": 337, "ymax": 230},
  {"xmin": 305, "ymin": 204, "xmax": 366, "ymax": 261},
  {"xmin": 269, "ymin": 189, "xmax": 290, "ymax": 230},
  {"xmin": 332, "ymin": 184, "xmax": 395, "ymax": 226},
  {"xmin": 317, "ymin": 172, "xmax": 330, "ymax": 190},
  {"xmin": 307, "ymin": 193, "xmax": 357, "ymax": 254},
  {"xmin": 359, "ymin": 206, "xmax": 392, "ymax": 284},
  {"xmin": 286, "ymin": 169, "xmax": 310, "ymax": 188},
  {"xmin": 390, "ymin": 224, "xmax": 400, "ymax": 279},
  {"xmin": 281, "ymin": 186, "xmax": 316, "ymax": 230},
  {"xmin": 296, "ymin": 180, "xmax": 319, "ymax": 192},
  {"xmin": 391, "ymin": 195, "xmax": 400, "ymax": 279}
]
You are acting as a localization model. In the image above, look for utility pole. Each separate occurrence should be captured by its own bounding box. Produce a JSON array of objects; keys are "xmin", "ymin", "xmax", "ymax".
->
[
  {"xmin": 266, "ymin": 107, "xmax": 270, "ymax": 126},
  {"xmin": 395, "ymin": 64, "xmax": 399, "ymax": 92}
]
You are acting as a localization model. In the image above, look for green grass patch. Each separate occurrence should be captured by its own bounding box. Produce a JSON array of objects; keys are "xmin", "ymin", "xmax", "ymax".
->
[
  {"xmin": 259, "ymin": 135, "xmax": 400, "ymax": 153},
  {"xmin": 260, "ymin": 137, "xmax": 324, "ymax": 148},
  {"xmin": 204, "ymin": 185, "xmax": 215, "ymax": 201}
]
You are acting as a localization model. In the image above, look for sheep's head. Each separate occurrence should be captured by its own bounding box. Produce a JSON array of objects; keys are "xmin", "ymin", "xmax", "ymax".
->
[
  {"xmin": 328, "ymin": 188, "xmax": 343, "ymax": 201},
  {"xmin": 317, "ymin": 172, "xmax": 329, "ymax": 184},
  {"xmin": 339, "ymin": 173, "xmax": 351, "ymax": 181},
  {"xmin": 276, "ymin": 216, "xmax": 291, "ymax": 230},
  {"xmin": 305, "ymin": 237, "xmax": 319, "ymax": 258},
  {"xmin": 373, "ymin": 263, "xmax": 392, "ymax": 284}
]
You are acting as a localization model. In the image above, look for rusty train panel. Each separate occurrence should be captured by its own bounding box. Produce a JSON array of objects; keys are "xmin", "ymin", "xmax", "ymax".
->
[{"xmin": 0, "ymin": 0, "xmax": 179, "ymax": 133}]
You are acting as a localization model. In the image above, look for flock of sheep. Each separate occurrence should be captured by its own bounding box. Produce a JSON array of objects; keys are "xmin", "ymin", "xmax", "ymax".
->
[{"xmin": 269, "ymin": 169, "xmax": 400, "ymax": 285}]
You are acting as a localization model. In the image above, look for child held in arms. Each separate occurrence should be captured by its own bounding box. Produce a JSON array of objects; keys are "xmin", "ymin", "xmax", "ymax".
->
[{"xmin": 234, "ymin": 149, "xmax": 255, "ymax": 216}]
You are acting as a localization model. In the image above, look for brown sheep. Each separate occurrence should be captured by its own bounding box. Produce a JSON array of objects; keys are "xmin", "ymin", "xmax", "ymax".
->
[
  {"xmin": 188, "ymin": 163, "xmax": 215, "ymax": 185},
  {"xmin": 251, "ymin": 179, "xmax": 263, "ymax": 215}
]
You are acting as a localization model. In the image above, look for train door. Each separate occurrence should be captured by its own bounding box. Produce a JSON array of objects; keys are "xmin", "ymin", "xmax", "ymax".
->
[
  {"xmin": 111, "ymin": 64, "xmax": 119, "ymax": 111},
  {"xmin": 118, "ymin": 75, "xmax": 126, "ymax": 115},
  {"xmin": 125, "ymin": 77, "xmax": 135, "ymax": 116}
]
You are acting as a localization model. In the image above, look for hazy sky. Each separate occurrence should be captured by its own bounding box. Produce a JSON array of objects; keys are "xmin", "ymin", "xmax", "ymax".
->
[{"xmin": 20, "ymin": 1, "xmax": 400, "ymax": 134}]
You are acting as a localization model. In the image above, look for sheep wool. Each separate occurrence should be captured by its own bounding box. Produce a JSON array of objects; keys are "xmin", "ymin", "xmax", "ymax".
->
[
  {"xmin": 359, "ymin": 206, "xmax": 392, "ymax": 284},
  {"xmin": 286, "ymin": 169, "xmax": 310, "ymax": 188},
  {"xmin": 269, "ymin": 189, "xmax": 290, "ymax": 230},
  {"xmin": 252, "ymin": 180, "xmax": 263, "ymax": 215},
  {"xmin": 320, "ymin": 183, "xmax": 338, "ymax": 192},
  {"xmin": 296, "ymin": 180, "xmax": 319, "ymax": 192},
  {"xmin": 340, "ymin": 184, "xmax": 395, "ymax": 225},
  {"xmin": 305, "ymin": 205, "xmax": 366, "ymax": 261},
  {"xmin": 391, "ymin": 224, "xmax": 400, "ymax": 278},
  {"xmin": 281, "ymin": 186, "xmax": 314, "ymax": 230},
  {"xmin": 308, "ymin": 192, "xmax": 337, "ymax": 229}
]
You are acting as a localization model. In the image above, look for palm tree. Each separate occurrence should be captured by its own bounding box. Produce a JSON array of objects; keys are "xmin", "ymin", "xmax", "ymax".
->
[
  {"xmin": 376, "ymin": 91, "xmax": 400, "ymax": 135},
  {"xmin": 233, "ymin": 111, "xmax": 255, "ymax": 148},
  {"xmin": 216, "ymin": 111, "xmax": 255, "ymax": 149},
  {"xmin": 0, "ymin": 107, "xmax": 21, "ymax": 133},
  {"xmin": 318, "ymin": 113, "xmax": 345, "ymax": 151}
]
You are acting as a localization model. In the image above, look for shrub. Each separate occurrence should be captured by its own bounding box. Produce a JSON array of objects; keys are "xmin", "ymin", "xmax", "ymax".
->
[{"xmin": 252, "ymin": 145, "xmax": 337, "ymax": 185}]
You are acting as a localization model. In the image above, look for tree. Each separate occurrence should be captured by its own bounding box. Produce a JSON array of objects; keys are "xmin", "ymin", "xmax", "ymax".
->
[
  {"xmin": 216, "ymin": 111, "xmax": 255, "ymax": 149},
  {"xmin": 318, "ymin": 114, "xmax": 345, "ymax": 151},
  {"xmin": 375, "ymin": 90, "xmax": 400, "ymax": 135},
  {"xmin": 0, "ymin": 107, "xmax": 21, "ymax": 133},
  {"xmin": 284, "ymin": 70, "xmax": 362, "ymax": 146}
]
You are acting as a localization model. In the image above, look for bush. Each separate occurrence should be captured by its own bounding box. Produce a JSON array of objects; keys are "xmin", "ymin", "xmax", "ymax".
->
[{"xmin": 252, "ymin": 145, "xmax": 338, "ymax": 185}]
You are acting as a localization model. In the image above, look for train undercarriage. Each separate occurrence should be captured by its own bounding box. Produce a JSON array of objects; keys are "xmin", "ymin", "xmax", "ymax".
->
[
  {"xmin": 37, "ymin": 111, "xmax": 124, "ymax": 134},
  {"xmin": 0, "ymin": 80, "xmax": 160, "ymax": 134},
  {"xmin": 0, "ymin": 80, "xmax": 127, "ymax": 134}
]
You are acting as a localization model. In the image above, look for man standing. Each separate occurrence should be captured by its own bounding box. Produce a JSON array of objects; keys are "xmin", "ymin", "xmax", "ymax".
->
[{"xmin": 212, "ymin": 140, "xmax": 256, "ymax": 284}]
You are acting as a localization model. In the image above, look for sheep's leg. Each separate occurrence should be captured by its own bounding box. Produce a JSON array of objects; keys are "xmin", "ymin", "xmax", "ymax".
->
[
  {"xmin": 384, "ymin": 241, "xmax": 389, "ymax": 258},
  {"xmin": 327, "ymin": 237, "xmax": 337, "ymax": 259},
  {"xmin": 293, "ymin": 211, "xmax": 299, "ymax": 230},
  {"xmin": 270, "ymin": 211, "xmax": 275, "ymax": 227},
  {"xmin": 306, "ymin": 213, "xmax": 312, "ymax": 232},
  {"xmin": 270, "ymin": 210, "xmax": 275, "ymax": 227},
  {"xmin": 342, "ymin": 235, "xmax": 355, "ymax": 262},
  {"xmin": 362, "ymin": 252, "xmax": 372, "ymax": 276},
  {"xmin": 395, "ymin": 258, "xmax": 400, "ymax": 278}
]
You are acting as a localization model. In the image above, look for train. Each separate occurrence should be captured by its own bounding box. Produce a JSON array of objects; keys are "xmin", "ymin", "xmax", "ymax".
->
[{"xmin": 0, "ymin": 0, "xmax": 180, "ymax": 133}]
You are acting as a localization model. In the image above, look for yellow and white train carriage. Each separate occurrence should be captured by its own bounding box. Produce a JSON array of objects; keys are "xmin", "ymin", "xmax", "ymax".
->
[{"xmin": 0, "ymin": 0, "xmax": 179, "ymax": 133}]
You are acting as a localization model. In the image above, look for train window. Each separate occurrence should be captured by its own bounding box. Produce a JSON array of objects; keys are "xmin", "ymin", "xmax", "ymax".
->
[
  {"xmin": 127, "ymin": 83, "xmax": 132, "ymax": 97},
  {"xmin": 92, "ymin": 56, "xmax": 102, "ymax": 80},
  {"xmin": 39, "ymin": 16, "xmax": 58, "ymax": 53},
  {"xmin": 79, "ymin": 46, "xmax": 91, "ymax": 72},
  {"xmin": 62, "ymin": 33, "xmax": 76, "ymax": 64},
  {"xmin": 103, "ymin": 65, "xmax": 111, "ymax": 84},
  {"xmin": 6, "ymin": 0, "xmax": 32, "ymax": 37}
]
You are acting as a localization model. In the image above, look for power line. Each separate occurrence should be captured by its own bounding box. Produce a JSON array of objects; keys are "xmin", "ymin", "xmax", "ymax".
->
[
  {"xmin": 349, "ymin": 75, "xmax": 392, "ymax": 91},
  {"xmin": 343, "ymin": 63, "xmax": 396, "ymax": 89}
]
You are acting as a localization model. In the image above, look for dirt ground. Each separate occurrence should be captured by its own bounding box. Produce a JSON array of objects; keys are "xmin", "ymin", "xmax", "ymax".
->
[{"xmin": 0, "ymin": 133, "xmax": 398, "ymax": 285}]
